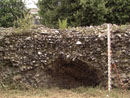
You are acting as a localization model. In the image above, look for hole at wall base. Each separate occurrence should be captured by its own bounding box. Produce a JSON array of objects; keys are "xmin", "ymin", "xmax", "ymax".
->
[{"xmin": 48, "ymin": 58, "xmax": 104, "ymax": 89}]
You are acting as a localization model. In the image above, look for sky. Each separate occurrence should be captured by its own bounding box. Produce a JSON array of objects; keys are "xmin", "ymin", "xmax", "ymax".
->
[{"xmin": 23, "ymin": 0, "xmax": 38, "ymax": 8}]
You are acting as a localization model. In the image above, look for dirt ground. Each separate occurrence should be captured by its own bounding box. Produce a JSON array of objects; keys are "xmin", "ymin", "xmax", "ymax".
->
[{"xmin": 0, "ymin": 87, "xmax": 130, "ymax": 98}]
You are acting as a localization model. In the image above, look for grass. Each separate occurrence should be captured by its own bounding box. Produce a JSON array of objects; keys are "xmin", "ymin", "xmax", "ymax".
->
[{"xmin": 0, "ymin": 87, "xmax": 130, "ymax": 98}]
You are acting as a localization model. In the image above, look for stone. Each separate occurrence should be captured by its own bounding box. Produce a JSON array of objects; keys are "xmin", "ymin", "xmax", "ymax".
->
[
  {"xmin": 76, "ymin": 41, "xmax": 82, "ymax": 45},
  {"xmin": 38, "ymin": 51, "xmax": 42, "ymax": 55},
  {"xmin": 25, "ymin": 37, "xmax": 31, "ymax": 40}
]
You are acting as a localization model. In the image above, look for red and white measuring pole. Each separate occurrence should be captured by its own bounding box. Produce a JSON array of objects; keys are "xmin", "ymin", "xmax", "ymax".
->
[{"xmin": 107, "ymin": 24, "xmax": 111, "ymax": 91}]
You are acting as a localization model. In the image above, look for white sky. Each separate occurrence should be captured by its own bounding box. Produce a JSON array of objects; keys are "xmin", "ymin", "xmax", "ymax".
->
[{"xmin": 23, "ymin": 0, "xmax": 38, "ymax": 8}]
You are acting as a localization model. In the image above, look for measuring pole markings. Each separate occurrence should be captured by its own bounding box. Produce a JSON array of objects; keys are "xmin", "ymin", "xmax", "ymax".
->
[{"xmin": 107, "ymin": 24, "xmax": 111, "ymax": 91}]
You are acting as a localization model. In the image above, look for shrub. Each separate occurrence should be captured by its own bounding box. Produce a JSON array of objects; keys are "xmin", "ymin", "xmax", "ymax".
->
[
  {"xmin": 38, "ymin": 0, "xmax": 130, "ymax": 28},
  {"xmin": 38, "ymin": 0, "xmax": 107, "ymax": 28},
  {"xmin": 105, "ymin": 0, "xmax": 130, "ymax": 24},
  {"xmin": 0, "ymin": 0, "xmax": 27, "ymax": 27},
  {"xmin": 79, "ymin": 0, "xmax": 107, "ymax": 26}
]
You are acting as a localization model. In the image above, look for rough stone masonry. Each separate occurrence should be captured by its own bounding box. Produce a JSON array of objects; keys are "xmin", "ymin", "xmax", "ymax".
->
[{"xmin": 0, "ymin": 24, "xmax": 130, "ymax": 89}]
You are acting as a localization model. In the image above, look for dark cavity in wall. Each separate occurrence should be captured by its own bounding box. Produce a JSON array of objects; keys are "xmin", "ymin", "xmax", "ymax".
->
[{"xmin": 47, "ymin": 56, "xmax": 105, "ymax": 89}]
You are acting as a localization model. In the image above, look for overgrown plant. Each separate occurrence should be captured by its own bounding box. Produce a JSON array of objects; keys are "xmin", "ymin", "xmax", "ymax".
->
[
  {"xmin": 13, "ymin": 13, "xmax": 33, "ymax": 33},
  {"xmin": 58, "ymin": 19, "xmax": 68, "ymax": 29}
]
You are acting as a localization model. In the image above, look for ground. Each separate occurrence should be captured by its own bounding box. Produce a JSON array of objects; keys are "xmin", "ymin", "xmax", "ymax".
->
[{"xmin": 1, "ymin": 87, "xmax": 130, "ymax": 98}]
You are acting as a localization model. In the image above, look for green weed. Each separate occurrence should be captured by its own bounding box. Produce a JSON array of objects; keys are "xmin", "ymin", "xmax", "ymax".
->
[
  {"xmin": 13, "ymin": 13, "xmax": 34, "ymax": 33},
  {"xmin": 58, "ymin": 18, "xmax": 68, "ymax": 29}
]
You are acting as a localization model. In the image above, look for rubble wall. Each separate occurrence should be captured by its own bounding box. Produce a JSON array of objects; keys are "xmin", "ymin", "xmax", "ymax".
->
[{"xmin": 0, "ymin": 25, "xmax": 130, "ymax": 89}]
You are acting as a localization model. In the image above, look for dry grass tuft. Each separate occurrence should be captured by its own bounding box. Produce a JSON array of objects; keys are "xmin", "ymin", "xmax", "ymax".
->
[{"xmin": 0, "ymin": 87, "xmax": 130, "ymax": 98}]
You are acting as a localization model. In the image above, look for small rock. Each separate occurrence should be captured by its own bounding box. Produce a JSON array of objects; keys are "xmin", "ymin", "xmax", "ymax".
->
[
  {"xmin": 38, "ymin": 51, "xmax": 42, "ymax": 55},
  {"xmin": 25, "ymin": 37, "xmax": 31, "ymax": 40},
  {"xmin": 41, "ymin": 32, "xmax": 49, "ymax": 34},
  {"xmin": 76, "ymin": 41, "xmax": 82, "ymax": 45}
]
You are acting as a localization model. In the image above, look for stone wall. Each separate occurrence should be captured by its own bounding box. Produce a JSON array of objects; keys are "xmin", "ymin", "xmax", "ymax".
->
[{"xmin": 0, "ymin": 24, "xmax": 130, "ymax": 89}]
